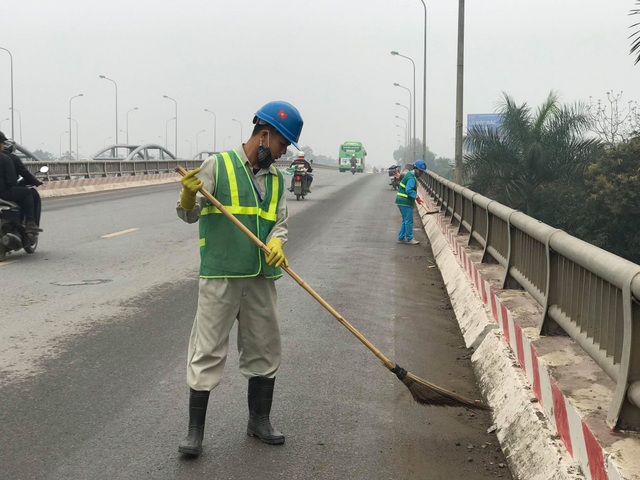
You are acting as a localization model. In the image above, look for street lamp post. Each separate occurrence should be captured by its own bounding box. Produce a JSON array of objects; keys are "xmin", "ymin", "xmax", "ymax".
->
[
  {"xmin": 395, "ymin": 116, "xmax": 408, "ymax": 145},
  {"xmin": 0, "ymin": 47, "xmax": 14, "ymax": 138},
  {"xmin": 184, "ymin": 139, "xmax": 192, "ymax": 158},
  {"xmin": 163, "ymin": 95, "xmax": 178, "ymax": 157},
  {"xmin": 126, "ymin": 107, "xmax": 138, "ymax": 144},
  {"xmin": 165, "ymin": 117, "xmax": 175, "ymax": 150},
  {"xmin": 396, "ymin": 124, "xmax": 407, "ymax": 147},
  {"xmin": 59, "ymin": 130, "xmax": 68, "ymax": 159},
  {"xmin": 391, "ymin": 51, "xmax": 417, "ymax": 160},
  {"xmin": 231, "ymin": 118, "xmax": 243, "ymax": 143},
  {"xmin": 223, "ymin": 135, "xmax": 232, "ymax": 150},
  {"xmin": 99, "ymin": 75, "xmax": 119, "ymax": 145},
  {"xmin": 204, "ymin": 109, "xmax": 217, "ymax": 151},
  {"xmin": 395, "ymin": 102, "xmax": 410, "ymax": 142},
  {"xmin": 8, "ymin": 107, "xmax": 22, "ymax": 144},
  {"xmin": 0, "ymin": 118, "xmax": 8, "ymax": 131},
  {"xmin": 68, "ymin": 117, "xmax": 79, "ymax": 160},
  {"xmin": 196, "ymin": 129, "xmax": 206, "ymax": 154},
  {"xmin": 394, "ymin": 85, "xmax": 412, "ymax": 157},
  {"xmin": 69, "ymin": 93, "xmax": 83, "ymax": 161}
]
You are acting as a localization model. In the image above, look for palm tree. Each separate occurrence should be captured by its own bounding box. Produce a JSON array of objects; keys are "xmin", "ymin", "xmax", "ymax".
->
[
  {"xmin": 464, "ymin": 91, "xmax": 601, "ymax": 215},
  {"xmin": 631, "ymin": 1, "xmax": 640, "ymax": 65}
]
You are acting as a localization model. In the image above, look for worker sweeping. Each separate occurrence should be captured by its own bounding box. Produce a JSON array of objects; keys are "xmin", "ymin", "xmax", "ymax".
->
[
  {"xmin": 175, "ymin": 100, "xmax": 304, "ymax": 456},
  {"xmin": 395, "ymin": 159, "xmax": 427, "ymax": 245}
]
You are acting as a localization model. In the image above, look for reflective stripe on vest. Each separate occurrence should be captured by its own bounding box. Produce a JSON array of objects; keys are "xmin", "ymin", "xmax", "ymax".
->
[
  {"xmin": 200, "ymin": 152, "xmax": 278, "ymax": 222},
  {"xmin": 397, "ymin": 181, "xmax": 408, "ymax": 198}
]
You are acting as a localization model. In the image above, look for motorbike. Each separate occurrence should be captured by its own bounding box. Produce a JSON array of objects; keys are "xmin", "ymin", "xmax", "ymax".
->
[
  {"xmin": 291, "ymin": 165, "xmax": 310, "ymax": 201},
  {"xmin": 350, "ymin": 164, "xmax": 357, "ymax": 175},
  {"xmin": 0, "ymin": 166, "xmax": 48, "ymax": 261},
  {"xmin": 388, "ymin": 165, "xmax": 401, "ymax": 190}
]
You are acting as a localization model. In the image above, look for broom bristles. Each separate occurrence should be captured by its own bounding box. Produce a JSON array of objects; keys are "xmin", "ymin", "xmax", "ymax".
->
[{"xmin": 390, "ymin": 364, "xmax": 491, "ymax": 411}]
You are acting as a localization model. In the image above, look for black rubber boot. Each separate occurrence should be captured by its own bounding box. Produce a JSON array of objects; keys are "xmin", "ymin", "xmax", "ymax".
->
[
  {"xmin": 178, "ymin": 389, "xmax": 210, "ymax": 456},
  {"xmin": 246, "ymin": 377, "xmax": 285, "ymax": 445}
]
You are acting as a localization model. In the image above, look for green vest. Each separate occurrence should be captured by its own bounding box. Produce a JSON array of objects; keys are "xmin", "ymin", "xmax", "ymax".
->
[
  {"xmin": 198, "ymin": 150, "xmax": 284, "ymax": 279},
  {"xmin": 395, "ymin": 170, "xmax": 416, "ymax": 207}
]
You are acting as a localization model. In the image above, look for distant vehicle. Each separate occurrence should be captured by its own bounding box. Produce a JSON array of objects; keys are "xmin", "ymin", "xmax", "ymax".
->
[{"xmin": 338, "ymin": 141, "xmax": 366, "ymax": 173}]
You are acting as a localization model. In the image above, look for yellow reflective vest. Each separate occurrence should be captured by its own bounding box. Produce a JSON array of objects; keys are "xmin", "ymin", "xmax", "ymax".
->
[
  {"xmin": 198, "ymin": 150, "xmax": 284, "ymax": 279},
  {"xmin": 395, "ymin": 170, "xmax": 417, "ymax": 207}
]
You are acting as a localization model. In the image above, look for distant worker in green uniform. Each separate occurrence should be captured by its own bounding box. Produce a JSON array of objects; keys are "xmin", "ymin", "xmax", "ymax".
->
[
  {"xmin": 176, "ymin": 100, "xmax": 304, "ymax": 456},
  {"xmin": 395, "ymin": 159, "xmax": 426, "ymax": 245}
]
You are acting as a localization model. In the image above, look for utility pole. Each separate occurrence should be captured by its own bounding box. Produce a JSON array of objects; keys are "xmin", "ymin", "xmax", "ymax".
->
[{"xmin": 454, "ymin": 0, "xmax": 465, "ymax": 184}]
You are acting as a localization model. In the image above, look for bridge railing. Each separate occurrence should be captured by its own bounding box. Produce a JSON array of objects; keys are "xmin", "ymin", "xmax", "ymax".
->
[
  {"xmin": 25, "ymin": 160, "xmax": 203, "ymax": 180},
  {"xmin": 422, "ymin": 171, "xmax": 640, "ymax": 431},
  {"xmin": 24, "ymin": 159, "xmax": 336, "ymax": 181}
]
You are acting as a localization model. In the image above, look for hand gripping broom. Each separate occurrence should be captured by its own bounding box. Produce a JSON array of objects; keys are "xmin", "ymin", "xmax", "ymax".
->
[{"xmin": 176, "ymin": 166, "xmax": 490, "ymax": 410}]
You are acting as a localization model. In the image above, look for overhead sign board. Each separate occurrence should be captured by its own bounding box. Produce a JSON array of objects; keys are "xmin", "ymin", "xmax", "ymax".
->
[{"xmin": 467, "ymin": 113, "xmax": 503, "ymax": 132}]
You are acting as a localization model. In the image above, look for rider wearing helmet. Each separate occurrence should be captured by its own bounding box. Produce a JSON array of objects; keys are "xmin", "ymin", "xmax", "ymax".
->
[
  {"xmin": 0, "ymin": 134, "xmax": 43, "ymax": 233},
  {"xmin": 395, "ymin": 159, "xmax": 427, "ymax": 245},
  {"xmin": 176, "ymin": 101, "xmax": 303, "ymax": 456},
  {"xmin": 289, "ymin": 150, "xmax": 313, "ymax": 192}
]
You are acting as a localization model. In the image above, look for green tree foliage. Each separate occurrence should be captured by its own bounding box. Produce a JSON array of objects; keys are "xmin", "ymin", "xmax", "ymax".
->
[
  {"xmin": 583, "ymin": 136, "xmax": 640, "ymax": 263},
  {"xmin": 33, "ymin": 149, "xmax": 56, "ymax": 161},
  {"xmin": 464, "ymin": 91, "xmax": 601, "ymax": 215},
  {"xmin": 431, "ymin": 156, "xmax": 455, "ymax": 180}
]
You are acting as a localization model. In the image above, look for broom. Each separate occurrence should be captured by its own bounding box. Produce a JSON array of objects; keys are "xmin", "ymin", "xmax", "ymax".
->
[{"xmin": 175, "ymin": 166, "xmax": 490, "ymax": 410}]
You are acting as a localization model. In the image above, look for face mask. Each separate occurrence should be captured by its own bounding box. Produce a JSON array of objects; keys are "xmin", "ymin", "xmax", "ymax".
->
[
  {"xmin": 257, "ymin": 145, "xmax": 274, "ymax": 169},
  {"xmin": 257, "ymin": 135, "xmax": 274, "ymax": 169}
]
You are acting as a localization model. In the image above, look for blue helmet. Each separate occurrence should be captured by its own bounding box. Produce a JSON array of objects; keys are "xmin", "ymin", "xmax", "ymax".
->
[
  {"xmin": 413, "ymin": 159, "xmax": 427, "ymax": 172},
  {"xmin": 254, "ymin": 101, "xmax": 303, "ymax": 150}
]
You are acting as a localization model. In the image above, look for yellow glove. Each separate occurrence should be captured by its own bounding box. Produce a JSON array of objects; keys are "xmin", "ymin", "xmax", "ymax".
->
[
  {"xmin": 180, "ymin": 168, "xmax": 203, "ymax": 210},
  {"xmin": 265, "ymin": 237, "xmax": 288, "ymax": 268}
]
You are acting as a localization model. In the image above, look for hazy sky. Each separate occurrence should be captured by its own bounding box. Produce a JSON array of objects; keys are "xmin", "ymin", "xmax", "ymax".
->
[{"xmin": 1, "ymin": 1, "xmax": 639, "ymax": 167}]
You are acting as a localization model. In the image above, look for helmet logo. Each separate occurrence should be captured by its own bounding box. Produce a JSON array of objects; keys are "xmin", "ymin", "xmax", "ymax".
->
[{"xmin": 278, "ymin": 109, "xmax": 288, "ymax": 120}]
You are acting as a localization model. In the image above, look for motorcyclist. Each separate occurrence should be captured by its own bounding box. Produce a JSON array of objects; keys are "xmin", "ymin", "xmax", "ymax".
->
[
  {"xmin": 4, "ymin": 139, "xmax": 44, "ymax": 226},
  {"xmin": 350, "ymin": 155, "xmax": 357, "ymax": 171},
  {"xmin": 0, "ymin": 132, "xmax": 42, "ymax": 233},
  {"xmin": 289, "ymin": 151, "xmax": 313, "ymax": 192}
]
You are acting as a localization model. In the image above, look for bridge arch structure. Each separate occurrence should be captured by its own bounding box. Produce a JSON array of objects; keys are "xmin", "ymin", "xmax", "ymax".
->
[{"xmin": 91, "ymin": 144, "xmax": 176, "ymax": 161}]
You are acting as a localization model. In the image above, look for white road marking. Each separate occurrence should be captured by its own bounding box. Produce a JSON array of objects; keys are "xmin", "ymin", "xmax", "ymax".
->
[{"xmin": 101, "ymin": 228, "xmax": 139, "ymax": 238}]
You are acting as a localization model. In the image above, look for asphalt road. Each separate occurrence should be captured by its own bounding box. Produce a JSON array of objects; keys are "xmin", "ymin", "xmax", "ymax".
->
[{"xmin": 0, "ymin": 170, "xmax": 513, "ymax": 480}]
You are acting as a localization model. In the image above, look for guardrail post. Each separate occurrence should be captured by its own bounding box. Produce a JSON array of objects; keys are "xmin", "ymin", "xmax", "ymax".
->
[
  {"xmin": 540, "ymin": 231, "xmax": 567, "ymax": 336},
  {"xmin": 608, "ymin": 279, "xmax": 640, "ymax": 430}
]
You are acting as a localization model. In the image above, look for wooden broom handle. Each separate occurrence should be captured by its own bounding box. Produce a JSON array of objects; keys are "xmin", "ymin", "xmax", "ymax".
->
[{"xmin": 176, "ymin": 165, "xmax": 394, "ymax": 370}]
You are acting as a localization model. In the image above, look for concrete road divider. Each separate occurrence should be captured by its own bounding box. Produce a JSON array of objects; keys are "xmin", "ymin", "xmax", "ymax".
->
[{"xmin": 39, "ymin": 173, "xmax": 180, "ymax": 198}]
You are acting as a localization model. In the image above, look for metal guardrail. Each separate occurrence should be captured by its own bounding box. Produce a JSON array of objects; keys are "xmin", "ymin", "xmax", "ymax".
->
[
  {"xmin": 24, "ymin": 160, "xmax": 202, "ymax": 180},
  {"xmin": 24, "ymin": 159, "xmax": 337, "ymax": 181},
  {"xmin": 422, "ymin": 172, "xmax": 640, "ymax": 431}
]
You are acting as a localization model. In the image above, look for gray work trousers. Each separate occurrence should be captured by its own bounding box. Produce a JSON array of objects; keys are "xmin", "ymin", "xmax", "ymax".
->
[{"xmin": 186, "ymin": 276, "xmax": 282, "ymax": 391}]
